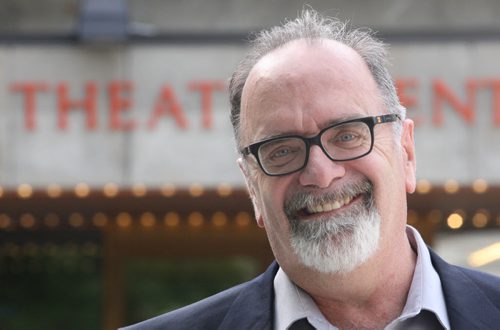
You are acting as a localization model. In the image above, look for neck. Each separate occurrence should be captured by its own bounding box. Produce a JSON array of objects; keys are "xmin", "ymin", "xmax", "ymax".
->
[{"xmin": 288, "ymin": 231, "xmax": 417, "ymax": 329}]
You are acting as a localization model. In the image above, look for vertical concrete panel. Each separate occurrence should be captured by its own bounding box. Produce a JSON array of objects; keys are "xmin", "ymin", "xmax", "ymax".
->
[
  {"xmin": 4, "ymin": 45, "xmax": 130, "ymax": 187},
  {"xmin": 391, "ymin": 42, "xmax": 500, "ymax": 184},
  {"xmin": 0, "ymin": 48, "xmax": 8, "ymax": 184},
  {"xmin": 127, "ymin": 45, "xmax": 247, "ymax": 186}
]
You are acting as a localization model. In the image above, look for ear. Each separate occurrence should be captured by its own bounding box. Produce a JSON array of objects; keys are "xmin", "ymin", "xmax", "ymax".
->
[
  {"xmin": 401, "ymin": 119, "xmax": 417, "ymax": 193},
  {"xmin": 237, "ymin": 158, "xmax": 265, "ymax": 228}
]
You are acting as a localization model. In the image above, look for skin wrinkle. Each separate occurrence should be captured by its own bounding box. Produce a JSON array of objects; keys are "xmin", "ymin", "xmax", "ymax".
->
[
  {"xmin": 241, "ymin": 40, "xmax": 379, "ymax": 147},
  {"xmin": 238, "ymin": 38, "xmax": 417, "ymax": 328}
]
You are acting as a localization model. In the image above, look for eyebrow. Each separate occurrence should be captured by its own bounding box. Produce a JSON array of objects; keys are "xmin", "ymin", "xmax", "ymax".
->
[
  {"xmin": 254, "ymin": 114, "xmax": 363, "ymax": 142},
  {"xmin": 320, "ymin": 114, "xmax": 361, "ymax": 130}
]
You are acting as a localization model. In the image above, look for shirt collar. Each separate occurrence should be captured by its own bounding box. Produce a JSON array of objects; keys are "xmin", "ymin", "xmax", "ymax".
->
[
  {"xmin": 395, "ymin": 226, "xmax": 450, "ymax": 329},
  {"xmin": 274, "ymin": 267, "xmax": 335, "ymax": 329},
  {"xmin": 274, "ymin": 226, "xmax": 450, "ymax": 330}
]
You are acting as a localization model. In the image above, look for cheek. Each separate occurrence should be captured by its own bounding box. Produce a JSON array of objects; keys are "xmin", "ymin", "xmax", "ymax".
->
[
  {"xmin": 358, "ymin": 152, "xmax": 409, "ymax": 234},
  {"xmin": 256, "ymin": 177, "xmax": 291, "ymax": 227},
  {"xmin": 355, "ymin": 153, "xmax": 405, "ymax": 208}
]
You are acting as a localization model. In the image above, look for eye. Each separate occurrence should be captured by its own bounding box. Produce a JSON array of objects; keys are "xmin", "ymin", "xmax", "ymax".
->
[
  {"xmin": 325, "ymin": 129, "xmax": 366, "ymax": 150},
  {"xmin": 336, "ymin": 133, "xmax": 357, "ymax": 142},
  {"xmin": 258, "ymin": 138, "xmax": 305, "ymax": 167},
  {"xmin": 271, "ymin": 147, "xmax": 293, "ymax": 159},
  {"xmin": 332, "ymin": 131, "xmax": 360, "ymax": 145}
]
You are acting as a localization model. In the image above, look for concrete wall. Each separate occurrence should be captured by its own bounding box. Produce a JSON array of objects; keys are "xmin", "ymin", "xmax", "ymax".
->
[
  {"xmin": 2, "ymin": 0, "xmax": 500, "ymax": 33},
  {"xmin": 1, "ymin": 1, "xmax": 500, "ymax": 188}
]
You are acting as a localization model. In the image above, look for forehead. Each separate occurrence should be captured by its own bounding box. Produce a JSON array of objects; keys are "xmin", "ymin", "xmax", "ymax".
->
[{"xmin": 239, "ymin": 39, "xmax": 382, "ymax": 144}]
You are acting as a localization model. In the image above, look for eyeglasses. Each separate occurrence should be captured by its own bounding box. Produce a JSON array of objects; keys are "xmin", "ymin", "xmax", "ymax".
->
[{"xmin": 241, "ymin": 114, "xmax": 400, "ymax": 176}]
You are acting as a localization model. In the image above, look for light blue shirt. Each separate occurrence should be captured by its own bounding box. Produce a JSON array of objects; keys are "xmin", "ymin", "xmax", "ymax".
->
[{"xmin": 274, "ymin": 226, "xmax": 450, "ymax": 330}]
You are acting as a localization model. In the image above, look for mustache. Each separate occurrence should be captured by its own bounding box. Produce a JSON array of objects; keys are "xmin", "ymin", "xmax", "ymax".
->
[{"xmin": 284, "ymin": 179, "xmax": 374, "ymax": 219}]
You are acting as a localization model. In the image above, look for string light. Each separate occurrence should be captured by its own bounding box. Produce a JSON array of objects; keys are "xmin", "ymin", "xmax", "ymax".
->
[
  {"xmin": 161, "ymin": 184, "xmax": 176, "ymax": 197},
  {"xmin": 92, "ymin": 213, "xmax": 108, "ymax": 227},
  {"xmin": 416, "ymin": 179, "xmax": 432, "ymax": 194},
  {"xmin": 116, "ymin": 212, "xmax": 132, "ymax": 228},
  {"xmin": 444, "ymin": 180, "xmax": 459, "ymax": 194},
  {"xmin": 75, "ymin": 183, "xmax": 90, "ymax": 198},
  {"xmin": 189, "ymin": 183, "xmax": 204, "ymax": 197},
  {"xmin": 472, "ymin": 210, "xmax": 489, "ymax": 228},
  {"xmin": 235, "ymin": 212, "xmax": 252, "ymax": 227},
  {"xmin": 211, "ymin": 212, "xmax": 228, "ymax": 227},
  {"xmin": 20, "ymin": 213, "xmax": 36, "ymax": 229},
  {"xmin": 132, "ymin": 184, "xmax": 147, "ymax": 197},
  {"xmin": 18, "ymin": 184, "xmax": 33, "ymax": 199},
  {"xmin": 47, "ymin": 184, "xmax": 62, "ymax": 198},
  {"xmin": 103, "ymin": 183, "xmax": 119, "ymax": 198},
  {"xmin": 140, "ymin": 212, "xmax": 156, "ymax": 228},
  {"xmin": 164, "ymin": 212, "xmax": 180, "ymax": 227},
  {"xmin": 472, "ymin": 179, "xmax": 488, "ymax": 194},
  {"xmin": 188, "ymin": 212, "xmax": 204, "ymax": 227},
  {"xmin": 0, "ymin": 214, "xmax": 11, "ymax": 229},
  {"xmin": 217, "ymin": 183, "xmax": 233, "ymax": 197},
  {"xmin": 447, "ymin": 212, "xmax": 464, "ymax": 230},
  {"xmin": 69, "ymin": 213, "xmax": 84, "ymax": 228}
]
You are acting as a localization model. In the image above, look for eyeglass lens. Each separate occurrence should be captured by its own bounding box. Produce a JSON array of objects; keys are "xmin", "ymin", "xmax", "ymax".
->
[{"xmin": 257, "ymin": 121, "xmax": 372, "ymax": 175}]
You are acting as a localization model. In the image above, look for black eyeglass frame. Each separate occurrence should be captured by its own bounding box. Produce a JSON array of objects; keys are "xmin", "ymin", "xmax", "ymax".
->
[{"xmin": 241, "ymin": 114, "xmax": 401, "ymax": 176}]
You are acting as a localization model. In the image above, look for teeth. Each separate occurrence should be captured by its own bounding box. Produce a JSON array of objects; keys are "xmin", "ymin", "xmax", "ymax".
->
[
  {"xmin": 330, "ymin": 201, "xmax": 341, "ymax": 210},
  {"xmin": 306, "ymin": 196, "xmax": 354, "ymax": 214}
]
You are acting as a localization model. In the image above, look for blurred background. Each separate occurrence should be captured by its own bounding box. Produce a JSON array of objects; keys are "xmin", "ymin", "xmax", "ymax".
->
[{"xmin": 0, "ymin": 0, "xmax": 499, "ymax": 329}]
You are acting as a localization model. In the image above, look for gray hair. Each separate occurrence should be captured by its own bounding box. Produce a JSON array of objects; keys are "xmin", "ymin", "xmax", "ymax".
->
[{"xmin": 229, "ymin": 9, "xmax": 404, "ymax": 148}]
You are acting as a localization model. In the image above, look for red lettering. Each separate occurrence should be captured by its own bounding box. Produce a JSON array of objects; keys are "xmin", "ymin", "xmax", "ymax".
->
[
  {"xmin": 108, "ymin": 81, "xmax": 137, "ymax": 131},
  {"xmin": 148, "ymin": 85, "xmax": 188, "ymax": 130},
  {"xmin": 432, "ymin": 79, "xmax": 475, "ymax": 126},
  {"xmin": 57, "ymin": 82, "xmax": 98, "ymax": 130},
  {"xmin": 10, "ymin": 82, "xmax": 49, "ymax": 130},
  {"xmin": 188, "ymin": 80, "xmax": 225, "ymax": 129},
  {"xmin": 396, "ymin": 78, "xmax": 419, "ymax": 108},
  {"xmin": 474, "ymin": 79, "xmax": 500, "ymax": 127},
  {"xmin": 395, "ymin": 78, "xmax": 423, "ymax": 126}
]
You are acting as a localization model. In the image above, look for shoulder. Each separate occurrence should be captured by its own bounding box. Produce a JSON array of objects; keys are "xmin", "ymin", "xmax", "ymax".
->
[
  {"xmin": 121, "ymin": 262, "xmax": 279, "ymax": 330},
  {"xmin": 430, "ymin": 248, "xmax": 500, "ymax": 310},
  {"xmin": 430, "ymin": 248, "xmax": 500, "ymax": 289}
]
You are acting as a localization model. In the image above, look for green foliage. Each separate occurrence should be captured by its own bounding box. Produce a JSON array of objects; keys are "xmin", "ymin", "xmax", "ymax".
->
[
  {"xmin": 124, "ymin": 257, "xmax": 258, "ymax": 325},
  {"xmin": 0, "ymin": 254, "xmax": 101, "ymax": 330}
]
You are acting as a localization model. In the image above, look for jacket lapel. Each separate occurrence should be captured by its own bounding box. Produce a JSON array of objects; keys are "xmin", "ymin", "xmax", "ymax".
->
[
  {"xmin": 430, "ymin": 249, "xmax": 500, "ymax": 329},
  {"xmin": 219, "ymin": 251, "xmax": 500, "ymax": 329},
  {"xmin": 219, "ymin": 262, "xmax": 279, "ymax": 330}
]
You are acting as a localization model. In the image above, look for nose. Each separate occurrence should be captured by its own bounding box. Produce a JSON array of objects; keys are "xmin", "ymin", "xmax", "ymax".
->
[{"xmin": 298, "ymin": 145, "xmax": 346, "ymax": 188}]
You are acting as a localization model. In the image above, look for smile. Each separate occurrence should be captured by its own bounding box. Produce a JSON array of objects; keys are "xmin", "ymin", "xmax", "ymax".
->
[{"xmin": 304, "ymin": 195, "xmax": 357, "ymax": 215}]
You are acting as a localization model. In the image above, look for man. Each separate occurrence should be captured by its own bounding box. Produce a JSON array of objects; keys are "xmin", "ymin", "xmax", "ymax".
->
[{"xmin": 124, "ymin": 9, "xmax": 500, "ymax": 330}]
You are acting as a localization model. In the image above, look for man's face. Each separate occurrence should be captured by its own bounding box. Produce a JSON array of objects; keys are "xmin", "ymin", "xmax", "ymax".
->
[{"xmin": 238, "ymin": 39, "xmax": 416, "ymax": 274}]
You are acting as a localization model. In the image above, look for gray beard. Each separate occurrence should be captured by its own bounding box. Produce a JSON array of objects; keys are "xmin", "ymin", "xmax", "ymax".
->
[{"xmin": 284, "ymin": 180, "xmax": 380, "ymax": 274}]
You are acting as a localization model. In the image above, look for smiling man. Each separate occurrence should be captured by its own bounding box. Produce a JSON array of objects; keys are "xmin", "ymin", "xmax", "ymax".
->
[{"xmin": 123, "ymin": 9, "xmax": 500, "ymax": 330}]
